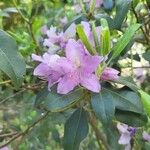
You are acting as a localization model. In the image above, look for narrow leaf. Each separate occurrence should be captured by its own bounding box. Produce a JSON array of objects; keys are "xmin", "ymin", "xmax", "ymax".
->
[
  {"xmin": 100, "ymin": 18, "xmax": 111, "ymax": 55},
  {"xmin": 115, "ymin": 109, "xmax": 147, "ymax": 127},
  {"xmin": 114, "ymin": 0, "xmax": 132, "ymax": 29},
  {"xmin": 76, "ymin": 24, "xmax": 97, "ymax": 55},
  {"xmin": 109, "ymin": 24, "xmax": 140, "ymax": 62},
  {"xmin": 92, "ymin": 22, "xmax": 100, "ymax": 52}
]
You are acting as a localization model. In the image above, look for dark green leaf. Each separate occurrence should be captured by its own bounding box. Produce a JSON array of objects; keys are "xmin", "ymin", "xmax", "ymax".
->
[
  {"xmin": 0, "ymin": 30, "xmax": 26, "ymax": 88},
  {"xmin": 35, "ymin": 87, "xmax": 83, "ymax": 112},
  {"xmin": 106, "ymin": 126, "xmax": 123, "ymax": 150},
  {"xmin": 63, "ymin": 108, "xmax": 89, "ymax": 150},
  {"xmin": 105, "ymin": 88, "xmax": 143, "ymax": 113},
  {"xmin": 114, "ymin": 0, "xmax": 132, "ymax": 29},
  {"xmin": 91, "ymin": 90, "xmax": 115, "ymax": 126},
  {"xmin": 92, "ymin": 88, "xmax": 144, "ymax": 126},
  {"xmin": 114, "ymin": 76, "xmax": 139, "ymax": 92},
  {"xmin": 64, "ymin": 14, "xmax": 87, "ymax": 31},
  {"xmin": 115, "ymin": 109, "xmax": 148, "ymax": 126}
]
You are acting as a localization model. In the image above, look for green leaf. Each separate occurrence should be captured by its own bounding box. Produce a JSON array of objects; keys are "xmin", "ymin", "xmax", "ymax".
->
[
  {"xmin": 92, "ymin": 88, "xmax": 144, "ymax": 126},
  {"xmin": 104, "ymin": 88, "xmax": 143, "ymax": 113},
  {"xmin": 146, "ymin": 0, "xmax": 150, "ymax": 8},
  {"xmin": 100, "ymin": 18, "xmax": 111, "ymax": 55},
  {"xmin": 109, "ymin": 24, "xmax": 140, "ymax": 63},
  {"xmin": 139, "ymin": 90, "xmax": 150, "ymax": 117},
  {"xmin": 115, "ymin": 109, "xmax": 147, "ymax": 127},
  {"xmin": 132, "ymin": 0, "xmax": 140, "ymax": 8},
  {"xmin": 76, "ymin": 24, "xmax": 97, "ymax": 55},
  {"xmin": 89, "ymin": 0, "xmax": 96, "ymax": 14},
  {"xmin": 91, "ymin": 90, "xmax": 115, "ymax": 126},
  {"xmin": 64, "ymin": 14, "xmax": 87, "ymax": 31},
  {"xmin": 0, "ymin": 30, "xmax": 26, "ymax": 88},
  {"xmin": 35, "ymin": 87, "xmax": 83, "ymax": 112},
  {"xmin": 114, "ymin": 0, "xmax": 132, "ymax": 29},
  {"xmin": 114, "ymin": 76, "xmax": 139, "ymax": 92},
  {"xmin": 63, "ymin": 108, "xmax": 89, "ymax": 150}
]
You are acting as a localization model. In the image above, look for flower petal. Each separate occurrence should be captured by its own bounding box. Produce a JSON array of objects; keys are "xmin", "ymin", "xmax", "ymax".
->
[
  {"xmin": 57, "ymin": 72, "xmax": 79, "ymax": 94},
  {"xmin": 125, "ymin": 144, "xmax": 131, "ymax": 150},
  {"xmin": 43, "ymin": 39, "xmax": 53, "ymax": 47},
  {"xmin": 118, "ymin": 133, "xmax": 131, "ymax": 145},
  {"xmin": 101, "ymin": 67, "xmax": 119, "ymax": 81},
  {"xmin": 65, "ymin": 39, "xmax": 85, "ymax": 65},
  {"xmin": 96, "ymin": 0, "xmax": 103, "ymax": 7},
  {"xmin": 33, "ymin": 63, "xmax": 51, "ymax": 78},
  {"xmin": 43, "ymin": 53, "xmax": 60, "ymax": 67},
  {"xmin": 57, "ymin": 57, "xmax": 74, "ymax": 73},
  {"xmin": 48, "ymin": 72, "xmax": 62, "ymax": 90},
  {"xmin": 117, "ymin": 123, "xmax": 129, "ymax": 134},
  {"xmin": 64, "ymin": 23, "xmax": 76, "ymax": 39},
  {"xmin": 82, "ymin": 55, "xmax": 103, "ymax": 74},
  {"xmin": 80, "ymin": 74, "xmax": 101, "ymax": 92},
  {"xmin": 143, "ymin": 131, "xmax": 150, "ymax": 142},
  {"xmin": 32, "ymin": 54, "xmax": 43, "ymax": 62}
]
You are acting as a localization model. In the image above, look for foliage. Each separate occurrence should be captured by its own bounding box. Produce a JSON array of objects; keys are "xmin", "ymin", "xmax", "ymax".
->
[{"xmin": 0, "ymin": 0, "xmax": 150, "ymax": 150}]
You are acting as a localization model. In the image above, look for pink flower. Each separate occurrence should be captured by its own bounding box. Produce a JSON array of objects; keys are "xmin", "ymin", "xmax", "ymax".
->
[
  {"xmin": 32, "ymin": 53, "xmax": 62, "ymax": 89},
  {"xmin": 143, "ymin": 131, "xmax": 150, "ymax": 142},
  {"xmin": 74, "ymin": 0, "xmax": 103, "ymax": 14},
  {"xmin": 56, "ymin": 39, "xmax": 103, "ymax": 94},
  {"xmin": 95, "ymin": 0, "xmax": 103, "ymax": 7},
  {"xmin": 43, "ymin": 23, "xmax": 76, "ymax": 50},
  {"xmin": 83, "ymin": 0, "xmax": 103, "ymax": 8},
  {"xmin": 117, "ymin": 123, "xmax": 136, "ymax": 150},
  {"xmin": 101, "ymin": 67, "xmax": 119, "ymax": 80},
  {"xmin": 32, "ymin": 39, "xmax": 103, "ymax": 94}
]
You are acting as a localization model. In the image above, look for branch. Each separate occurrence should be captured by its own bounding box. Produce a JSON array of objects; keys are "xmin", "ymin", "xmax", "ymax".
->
[
  {"xmin": 132, "ymin": 6, "xmax": 150, "ymax": 45},
  {"xmin": 0, "ymin": 111, "xmax": 50, "ymax": 149},
  {"xmin": 121, "ymin": 66, "xmax": 150, "ymax": 69},
  {"xmin": 12, "ymin": 0, "xmax": 40, "ymax": 54},
  {"xmin": 0, "ymin": 80, "xmax": 11, "ymax": 85},
  {"xmin": 0, "ymin": 132, "xmax": 18, "ymax": 138},
  {"xmin": 89, "ymin": 112, "xmax": 110, "ymax": 150}
]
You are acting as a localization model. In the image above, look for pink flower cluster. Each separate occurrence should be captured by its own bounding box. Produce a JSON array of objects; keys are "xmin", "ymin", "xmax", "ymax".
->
[
  {"xmin": 117, "ymin": 123, "xmax": 150, "ymax": 150},
  {"xmin": 74, "ymin": 0, "xmax": 103, "ymax": 13},
  {"xmin": 32, "ymin": 21, "xmax": 119, "ymax": 94}
]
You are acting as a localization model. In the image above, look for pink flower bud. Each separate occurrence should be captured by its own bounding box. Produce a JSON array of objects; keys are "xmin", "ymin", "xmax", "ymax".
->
[{"xmin": 101, "ymin": 67, "xmax": 119, "ymax": 81}]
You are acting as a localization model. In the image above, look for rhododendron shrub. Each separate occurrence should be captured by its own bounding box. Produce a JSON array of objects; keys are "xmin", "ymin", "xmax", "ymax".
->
[{"xmin": 1, "ymin": 0, "xmax": 150, "ymax": 150}]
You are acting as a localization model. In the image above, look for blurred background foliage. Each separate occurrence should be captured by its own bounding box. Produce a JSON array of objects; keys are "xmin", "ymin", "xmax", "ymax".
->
[{"xmin": 0, "ymin": 0, "xmax": 150, "ymax": 149}]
